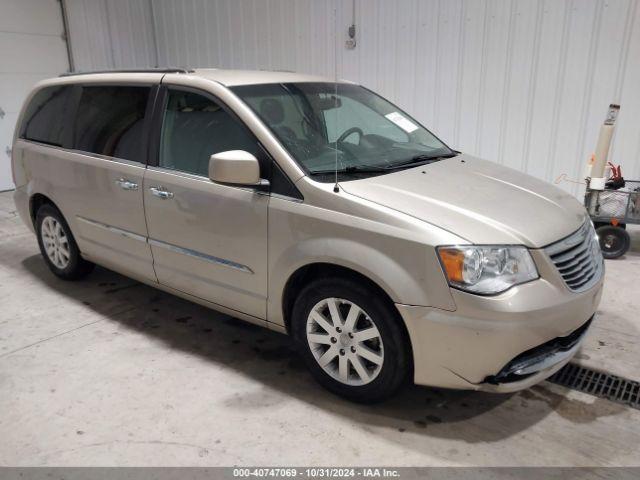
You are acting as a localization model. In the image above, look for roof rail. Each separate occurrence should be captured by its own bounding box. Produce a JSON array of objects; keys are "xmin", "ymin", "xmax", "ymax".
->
[{"xmin": 59, "ymin": 68, "xmax": 192, "ymax": 77}]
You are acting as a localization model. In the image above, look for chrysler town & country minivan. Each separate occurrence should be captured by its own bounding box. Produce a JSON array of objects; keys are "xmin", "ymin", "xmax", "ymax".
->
[{"xmin": 12, "ymin": 69, "xmax": 604, "ymax": 402}]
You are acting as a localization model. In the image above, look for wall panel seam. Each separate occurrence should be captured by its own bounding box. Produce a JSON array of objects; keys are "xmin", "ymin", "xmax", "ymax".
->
[
  {"xmin": 545, "ymin": 0, "xmax": 573, "ymax": 183},
  {"xmin": 497, "ymin": 0, "xmax": 517, "ymax": 165},
  {"xmin": 474, "ymin": 0, "xmax": 490, "ymax": 155},
  {"xmin": 572, "ymin": 0, "xmax": 604, "ymax": 196},
  {"xmin": 453, "ymin": 0, "xmax": 467, "ymax": 147},
  {"xmin": 522, "ymin": 0, "xmax": 545, "ymax": 173}
]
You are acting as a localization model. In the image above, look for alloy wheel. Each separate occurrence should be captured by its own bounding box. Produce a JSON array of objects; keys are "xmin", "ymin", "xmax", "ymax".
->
[
  {"xmin": 306, "ymin": 297, "xmax": 384, "ymax": 386},
  {"xmin": 40, "ymin": 216, "xmax": 70, "ymax": 269}
]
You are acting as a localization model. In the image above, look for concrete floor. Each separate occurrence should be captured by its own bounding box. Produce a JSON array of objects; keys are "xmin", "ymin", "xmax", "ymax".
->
[{"xmin": 1, "ymin": 190, "xmax": 639, "ymax": 467}]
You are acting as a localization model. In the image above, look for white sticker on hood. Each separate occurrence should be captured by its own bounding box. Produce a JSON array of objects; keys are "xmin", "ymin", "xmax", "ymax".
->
[{"xmin": 385, "ymin": 112, "xmax": 418, "ymax": 133}]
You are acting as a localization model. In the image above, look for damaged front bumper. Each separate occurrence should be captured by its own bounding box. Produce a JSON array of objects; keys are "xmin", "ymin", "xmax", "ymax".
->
[
  {"xmin": 396, "ymin": 270, "xmax": 603, "ymax": 392},
  {"xmin": 485, "ymin": 317, "xmax": 592, "ymax": 385}
]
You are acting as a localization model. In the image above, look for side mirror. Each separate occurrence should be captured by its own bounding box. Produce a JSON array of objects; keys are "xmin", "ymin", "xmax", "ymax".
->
[{"xmin": 208, "ymin": 150, "xmax": 268, "ymax": 189}]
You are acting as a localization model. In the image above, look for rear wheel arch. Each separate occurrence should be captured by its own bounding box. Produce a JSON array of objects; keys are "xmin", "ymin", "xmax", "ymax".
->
[{"xmin": 29, "ymin": 193, "xmax": 60, "ymax": 226}]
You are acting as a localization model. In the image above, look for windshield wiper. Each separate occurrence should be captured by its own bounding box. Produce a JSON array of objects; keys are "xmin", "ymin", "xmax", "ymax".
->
[
  {"xmin": 309, "ymin": 152, "xmax": 459, "ymax": 175},
  {"xmin": 384, "ymin": 152, "xmax": 459, "ymax": 170},
  {"xmin": 309, "ymin": 165, "xmax": 388, "ymax": 175}
]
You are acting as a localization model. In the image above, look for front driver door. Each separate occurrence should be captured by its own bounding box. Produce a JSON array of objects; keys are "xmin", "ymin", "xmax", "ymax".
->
[{"xmin": 143, "ymin": 86, "xmax": 269, "ymax": 319}]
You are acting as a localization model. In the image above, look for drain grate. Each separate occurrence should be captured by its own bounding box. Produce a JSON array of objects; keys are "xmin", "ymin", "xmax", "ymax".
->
[{"xmin": 548, "ymin": 363, "xmax": 640, "ymax": 410}]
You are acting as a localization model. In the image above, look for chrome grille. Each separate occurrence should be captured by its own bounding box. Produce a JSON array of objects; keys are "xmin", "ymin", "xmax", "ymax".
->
[{"xmin": 545, "ymin": 220, "xmax": 604, "ymax": 292}]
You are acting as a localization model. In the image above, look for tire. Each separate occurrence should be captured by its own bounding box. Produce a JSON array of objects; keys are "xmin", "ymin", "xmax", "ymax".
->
[
  {"xmin": 291, "ymin": 277, "xmax": 410, "ymax": 403},
  {"xmin": 594, "ymin": 221, "xmax": 626, "ymax": 230},
  {"xmin": 596, "ymin": 225, "xmax": 631, "ymax": 259},
  {"xmin": 35, "ymin": 204, "xmax": 95, "ymax": 280}
]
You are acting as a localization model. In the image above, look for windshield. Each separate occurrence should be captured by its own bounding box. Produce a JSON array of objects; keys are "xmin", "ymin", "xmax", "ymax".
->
[{"xmin": 231, "ymin": 82, "xmax": 454, "ymax": 180}]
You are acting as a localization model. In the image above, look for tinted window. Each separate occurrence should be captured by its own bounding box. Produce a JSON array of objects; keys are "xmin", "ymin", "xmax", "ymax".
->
[
  {"xmin": 21, "ymin": 86, "xmax": 73, "ymax": 147},
  {"xmin": 271, "ymin": 160, "xmax": 303, "ymax": 200},
  {"xmin": 73, "ymin": 86, "xmax": 149, "ymax": 162},
  {"xmin": 159, "ymin": 89, "xmax": 258, "ymax": 177}
]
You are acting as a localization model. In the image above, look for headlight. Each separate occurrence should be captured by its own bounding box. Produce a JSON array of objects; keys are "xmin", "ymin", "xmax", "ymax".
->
[{"xmin": 437, "ymin": 245, "xmax": 539, "ymax": 294}]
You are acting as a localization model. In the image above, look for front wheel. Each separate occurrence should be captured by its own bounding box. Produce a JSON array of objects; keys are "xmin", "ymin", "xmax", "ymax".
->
[
  {"xmin": 596, "ymin": 225, "xmax": 630, "ymax": 259},
  {"xmin": 291, "ymin": 277, "xmax": 410, "ymax": 403}
]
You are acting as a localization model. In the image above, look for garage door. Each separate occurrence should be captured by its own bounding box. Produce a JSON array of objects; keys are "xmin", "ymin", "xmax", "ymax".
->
[{"xmin": 0, "ymin": 0, "xmax": 69, "ymax": 191}]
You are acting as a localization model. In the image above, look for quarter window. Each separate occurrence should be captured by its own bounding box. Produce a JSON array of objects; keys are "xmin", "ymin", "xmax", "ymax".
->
[
  {"xmin": 20, "ymin": 86, "xmax": 74, "ymax": 147},
  {"xmin": 159, "ymin": 89, "xmax": 259, "ymax": 177},
  {"xmin": 73, "ymin": 86, "xmax": 149, "ymax": 162}
]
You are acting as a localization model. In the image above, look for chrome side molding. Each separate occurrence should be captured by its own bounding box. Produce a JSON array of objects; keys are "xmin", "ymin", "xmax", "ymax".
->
[
  {"xmin": 76, "ymin": 216, "xmax": 147, "ymax": 243},
  {"xmin": 76, "ymin": 216, "xmax": 253, "ymax": 274},
  {"xmin": 148, "ymin": 238, "xmax": 254, "ymax": 274}
]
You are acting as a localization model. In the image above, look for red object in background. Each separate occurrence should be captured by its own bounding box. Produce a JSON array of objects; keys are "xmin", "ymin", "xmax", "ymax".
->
[
  {"xmin": 608, "ymin": 162, "xmax": 622, "ymax": 180},
  {"xmin": 606, "ymin": 162, "xmax": 625, "ymax": 190}
]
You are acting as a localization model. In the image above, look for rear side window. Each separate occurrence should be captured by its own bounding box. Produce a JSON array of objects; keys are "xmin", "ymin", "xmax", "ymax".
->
[
  {"xmin": 73, "ymin": 86, "xmax": 149, "ymax": 162},
  {"xmin": 21, "ymin": 86, "xmax": 73, "ymax": 147}
]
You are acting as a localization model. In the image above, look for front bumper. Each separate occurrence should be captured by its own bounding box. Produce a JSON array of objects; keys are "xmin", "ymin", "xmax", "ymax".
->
[
  {"xmin": 480, "ymin": 316, "xmax": 592, "ymax": 392},
  {"xmin": 397, "ymin": 254, "xmax": 603, "ymax": 391}
]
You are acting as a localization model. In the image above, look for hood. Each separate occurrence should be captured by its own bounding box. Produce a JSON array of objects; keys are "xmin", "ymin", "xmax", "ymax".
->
[{"xmin": 340, "ymin": 154, "xmax": 587, "ymax": 247}]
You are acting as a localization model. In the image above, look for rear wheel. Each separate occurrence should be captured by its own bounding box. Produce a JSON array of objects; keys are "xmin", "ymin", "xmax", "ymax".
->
[
  {"xmin": 596, "ymin": 225, "xmax": 630, "ymax": 259},
  {"xmin": 291, "ymin": 277, "xmax": 409, "ymax": 403},
  {"xmin": 35, "ymin": 204, "xmax": 94, "ymax": 280}
]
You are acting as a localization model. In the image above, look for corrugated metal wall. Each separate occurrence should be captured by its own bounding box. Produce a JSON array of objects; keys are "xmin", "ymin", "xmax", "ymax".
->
[
  {"xmin": 66, "ymin": 0, "xmax": 640, "ymax": 196},
  {"xmin": 64, "ymin": 0, "xmax": 157, "ymax": 70}
]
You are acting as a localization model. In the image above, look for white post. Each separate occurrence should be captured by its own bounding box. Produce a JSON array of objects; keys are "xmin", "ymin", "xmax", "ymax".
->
[{"xmin": 590, "ymin": 104, "xmax": 620, "ymax": 190}]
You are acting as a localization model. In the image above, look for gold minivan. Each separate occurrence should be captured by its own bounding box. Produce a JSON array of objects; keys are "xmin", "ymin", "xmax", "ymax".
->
[{"xmin": 12, "ymin": 69, "xmax": 604, "ymax": 402}]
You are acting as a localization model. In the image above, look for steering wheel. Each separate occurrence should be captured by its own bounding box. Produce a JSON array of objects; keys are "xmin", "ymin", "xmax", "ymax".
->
[{"xmin": 336, "ymin": 127, "xmax": 364, "ymax": 145}]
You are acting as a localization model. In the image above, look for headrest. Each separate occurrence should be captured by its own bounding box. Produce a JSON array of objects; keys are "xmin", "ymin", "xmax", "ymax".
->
[{"xmin": 259, "ymin": 98, "xmax": 285, "ymax": 125}]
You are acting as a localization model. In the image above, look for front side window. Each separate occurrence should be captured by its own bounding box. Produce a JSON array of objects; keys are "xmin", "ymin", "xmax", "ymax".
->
[
  {"xmin": 159, "ymin": 89, "xmax": 259, "ymax": 177},
  {"xmin": 73, "ymin": 86, "xmax": 149, "ymax": 162},
  {"xmin": 232, "ymin": 83, "xmax": 454, "ymax": 181},
  {"xmin": 21, "ymin": 85, "xmax": 74, "ymax": 147}
]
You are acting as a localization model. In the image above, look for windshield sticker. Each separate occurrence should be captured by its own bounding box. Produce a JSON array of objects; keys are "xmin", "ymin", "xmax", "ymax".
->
[{"xmin": 385, "ymin": 112, "xmax": 418, "ymax": 133}]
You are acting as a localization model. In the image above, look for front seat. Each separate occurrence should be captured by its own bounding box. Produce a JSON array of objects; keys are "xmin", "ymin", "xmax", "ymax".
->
[{"xmin": 259, "ymin": 98, "xmax": 296, "ymax": 141}]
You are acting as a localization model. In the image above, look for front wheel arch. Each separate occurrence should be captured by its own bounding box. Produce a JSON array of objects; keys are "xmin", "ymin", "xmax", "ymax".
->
[{"xmin": 282, "ymin": 263, "xmax": 396, "ymax": 333}]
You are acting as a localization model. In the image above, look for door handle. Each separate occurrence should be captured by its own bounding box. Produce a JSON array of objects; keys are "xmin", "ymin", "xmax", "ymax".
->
[
  {"xmin": 149, "ymin": 186, "xmax": 174, "ymax": 199},
  {"xmin": 115, "ymin": 178, "xmax": 138, "ymax": 190}
]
